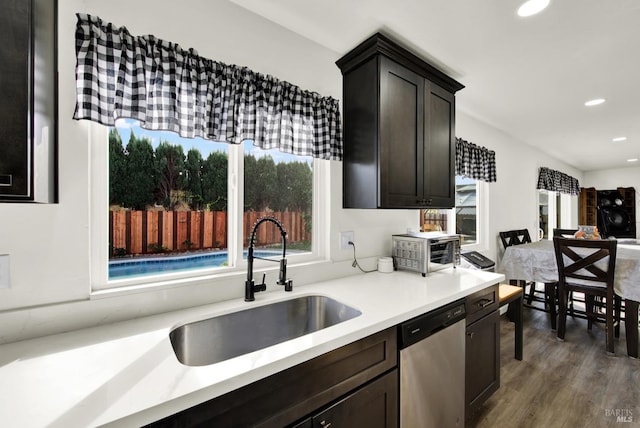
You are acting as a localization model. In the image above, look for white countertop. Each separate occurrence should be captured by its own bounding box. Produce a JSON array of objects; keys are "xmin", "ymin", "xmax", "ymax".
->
[{"xmin": 0, "ymin": 267, "xmax": 503, "ymax": 427}]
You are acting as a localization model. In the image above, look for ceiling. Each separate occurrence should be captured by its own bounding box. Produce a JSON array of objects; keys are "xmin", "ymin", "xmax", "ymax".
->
[{"xmin": 229, "ymin": 0, "xmax": 640, "ymax": 172}]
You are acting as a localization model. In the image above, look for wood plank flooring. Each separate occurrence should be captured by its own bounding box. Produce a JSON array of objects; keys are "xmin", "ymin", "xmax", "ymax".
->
[{"xmin": 468, "ymin": 308, "xmax": 640, "ymax": 428}]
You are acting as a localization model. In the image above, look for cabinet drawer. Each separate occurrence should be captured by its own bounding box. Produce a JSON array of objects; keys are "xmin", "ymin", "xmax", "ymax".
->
[
  {"xmin": 310, "ymin": 369, "xmax": 398, "ymax": 428},
  {"xmin": 466, "ymin": 283, "xmax": 499, "ymax": 324},
  {"xmin": 148, "ymin": 327, "xmax": 397, "ymax": 427}
]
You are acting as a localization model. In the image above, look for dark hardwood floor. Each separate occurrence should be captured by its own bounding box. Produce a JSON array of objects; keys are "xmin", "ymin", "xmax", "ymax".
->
[{"xmin": 468, "ymin": 307, "xmax": 640, "ymax": 428}]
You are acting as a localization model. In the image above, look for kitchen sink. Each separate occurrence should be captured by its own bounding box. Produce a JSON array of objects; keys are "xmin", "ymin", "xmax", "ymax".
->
[{"xmin": 169, "ymin": 295, "xmax": 362, "ymax": 366}]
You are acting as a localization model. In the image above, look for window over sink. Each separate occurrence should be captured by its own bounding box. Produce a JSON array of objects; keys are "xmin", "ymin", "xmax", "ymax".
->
[{"xmin": 89, "ymin": 121, "xmax": 327, "ymax": 290}]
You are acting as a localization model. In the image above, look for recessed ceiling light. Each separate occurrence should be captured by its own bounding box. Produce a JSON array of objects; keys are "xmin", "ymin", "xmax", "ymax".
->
[
  {"xmin": 613, "ymin": 137, "xmax": 627, "ymax": 142},
  {"xmin": 628, "ymin": 158, "xmax": 638, "ymax": 163},
  {"xmin": 584, "ymin": 98, "xmax": 605, "ymax": 107},
  {"xmin": 517, "ymin": 0, "xmax": 550, "ymax": 17}
]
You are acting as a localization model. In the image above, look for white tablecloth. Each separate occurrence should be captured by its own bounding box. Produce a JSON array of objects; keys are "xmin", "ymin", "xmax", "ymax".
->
[{"xmin": 500, "ymin": 239, "xmax": 640, "ymax": 302}]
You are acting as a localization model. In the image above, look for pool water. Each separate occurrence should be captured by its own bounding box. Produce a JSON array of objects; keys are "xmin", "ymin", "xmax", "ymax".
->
[{"xmin": 108, "ymin": 250, "xmax": 282, "ymax": 279}]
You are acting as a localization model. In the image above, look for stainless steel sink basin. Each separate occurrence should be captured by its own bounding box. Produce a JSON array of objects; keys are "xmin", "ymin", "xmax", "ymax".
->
[{"xmin": 169, "ymin": 295, "xmax": 361, "ymax": 366}]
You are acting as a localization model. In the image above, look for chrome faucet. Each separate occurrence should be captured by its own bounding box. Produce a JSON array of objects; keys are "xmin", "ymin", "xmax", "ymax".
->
[{"xmin": 245, "ymin": 216, "xmax": 293, "ymax": 302}]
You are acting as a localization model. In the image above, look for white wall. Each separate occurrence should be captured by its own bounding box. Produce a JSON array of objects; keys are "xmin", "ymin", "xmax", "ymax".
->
[
  {"xmin": 456, "ymin": 112, "xmax": 583, "ymax": 262},
  {"xmin": 582, "ymin": 166, "xmax": 640, "ymax": 238}
]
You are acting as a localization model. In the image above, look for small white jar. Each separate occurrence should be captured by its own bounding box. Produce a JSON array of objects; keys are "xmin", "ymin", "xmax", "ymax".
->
[{"xmin": 378, "ymin": 257, "xmax": 394, "ymax": 273}]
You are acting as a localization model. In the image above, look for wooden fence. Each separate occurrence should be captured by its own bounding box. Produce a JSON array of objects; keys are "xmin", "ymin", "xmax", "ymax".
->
[{"xmin": 109, "ymin": 210, "xmax": 310, "ymax": 257}]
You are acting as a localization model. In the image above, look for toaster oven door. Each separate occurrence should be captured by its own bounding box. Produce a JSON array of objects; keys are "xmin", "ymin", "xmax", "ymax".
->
[{"xmin": 429, "ymin": 239, "xmax": 458, "ymax": 271}]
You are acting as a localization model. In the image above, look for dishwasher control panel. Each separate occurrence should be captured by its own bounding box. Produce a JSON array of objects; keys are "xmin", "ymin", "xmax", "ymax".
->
[{"xmin": 399, "ymin": 299, "xmax": 467, "ymax": 348}]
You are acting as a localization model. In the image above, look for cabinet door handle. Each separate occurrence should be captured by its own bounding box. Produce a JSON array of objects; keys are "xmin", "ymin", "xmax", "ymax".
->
[
  {"xmin": 477, "ymin": 298, "xmax": 492, "ymax": 308},
  {"xmin": 467, "ymin": 331, "xmax": 475, "ymax": 339},
  {"xmin": 320, "ymin": 420, "xmax": 332, "ymax": 428}
]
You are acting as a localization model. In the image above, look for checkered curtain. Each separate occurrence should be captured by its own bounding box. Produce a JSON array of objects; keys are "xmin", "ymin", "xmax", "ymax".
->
[
  {"xmin": 536, "ymin": 167, "xmax": 580, "ymax": 195},
  {"xmin": 455, "ymin": 138, "xmax": 497, "ymax": 182},
  {"xmin": 73, "ymin": 14, "xmax": 343, "ymax": 160}
]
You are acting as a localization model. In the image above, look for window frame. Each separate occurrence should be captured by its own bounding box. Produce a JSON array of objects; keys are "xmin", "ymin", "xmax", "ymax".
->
[
  {"xmin": 456, "ymin": 178, "xmax": 489, "ymax": 251},
  {"xmin": 89, "ymin": 123, "xmax": 328, "ymax": 292},
  {"xmin": 538, "ymin": 189, "xmax": 573, "ymax": 240},
  {"xmin": 433, "ymin": 177, "xmax": 488, "ymax": 252}
]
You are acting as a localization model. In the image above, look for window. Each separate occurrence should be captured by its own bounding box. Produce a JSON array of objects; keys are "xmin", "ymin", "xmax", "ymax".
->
[
  {"xmin": 421, "ymin": 176, "xmax": 488, "ymax": 249},
  {"xmin": 77, "ymin": 14, "xmax": 339, "ymax": 290},
  {"xmin": 92, "ymin": 120, "xmax": 323, "ymax": 289}
]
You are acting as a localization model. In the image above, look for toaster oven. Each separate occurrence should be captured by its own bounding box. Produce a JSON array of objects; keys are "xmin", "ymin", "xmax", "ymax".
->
[{"xmin": 392, "ymin": 233, "xmax": 461, "ymax": 276}]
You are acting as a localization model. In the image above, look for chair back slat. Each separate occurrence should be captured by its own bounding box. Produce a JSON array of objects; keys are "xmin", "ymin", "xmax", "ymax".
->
[
  {"xmin": 499, "ymin": 229, "xmax": 532, "ymax": 249},
  {"xmin": 553, "ymin": 228, "xmax": 579, "ymax": 238}
]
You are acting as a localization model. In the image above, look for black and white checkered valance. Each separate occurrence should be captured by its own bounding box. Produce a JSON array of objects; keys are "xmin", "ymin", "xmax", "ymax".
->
[
  {"xmin": 455, "ymin": 138, "xmax": 497, "ymax": 182},
  {"xmin": 536, "ymin": 167, "xmax": 580, "ymax": 195},
  {"xmin": 73, "ymin": 14, "xmax": 343, "ymax": 160}
]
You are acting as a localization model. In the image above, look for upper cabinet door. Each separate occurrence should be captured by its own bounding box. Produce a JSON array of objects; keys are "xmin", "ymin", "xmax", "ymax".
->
[
  {"xmin": 379, "ymin": 57, "xmax": 425, "ymax": 208},
  {"xmin": 424, "ymin": 82, "xmax": 455, "ymax": 207}
]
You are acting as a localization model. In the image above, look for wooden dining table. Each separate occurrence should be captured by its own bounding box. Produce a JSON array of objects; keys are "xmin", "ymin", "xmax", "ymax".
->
[{"xmin": 500, "ymin": 239, "xmax": 640, "ymax": 358}]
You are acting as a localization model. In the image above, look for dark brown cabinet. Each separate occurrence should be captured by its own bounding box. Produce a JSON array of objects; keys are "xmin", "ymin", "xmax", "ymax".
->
[
  {"xmin": 578, "ymin": 187, "xmax": 597, "ymax": 226},
  {"xmin": 336, "ymin": 33, "xmax": 464, "ymax": 209},
  {"xmin": 0, "ymin": 0, "xmax": 57, "ymax": 203},
  {"xmin": 292, "ymin": 370, "xmax": 398, "ymax": 428},
  {"xmin": 147, "ymin": 328, "xmax": 397, "ymax": 427},
  {"xmin": 465, "ymin": 284, "xmax": 500, "ymax": 419}
]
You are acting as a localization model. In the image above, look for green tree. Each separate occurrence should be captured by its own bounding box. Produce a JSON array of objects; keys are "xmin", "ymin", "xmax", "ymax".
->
[
  {"xmin": 185, "ymin": 148, "xmax": 204, "ymax": 209},
  {"xmin": 272, "ymin": 161, "xmax": 312, "ymax": 212},
  {"xmin": 123, "ymin": 133, "xmax": 156, "ymax": 210},
  {"xmin": 202, "ymin": 151, "xmax": 228, "ymax": 211},
  {"xmin": 286, "ymin": 161, "xmax": 312, "ymax": 212},
  {"xmin": 155, "ymin": 142, "xmax": 185, "ymax": 209},
  {"xmin": 244, "ymin": 154, "xmax": 258, "ymax": 211},
  {"xmin": 245, "ymin": 154, "xmax": 277, "ymax": 211},
  {"xmin": 108, "ymin": 128, "xmax": 127, "ymax": 206}
]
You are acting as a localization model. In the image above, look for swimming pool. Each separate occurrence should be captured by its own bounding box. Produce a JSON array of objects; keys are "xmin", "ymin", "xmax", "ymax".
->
[{"xmin": 108, "ymin": 250, "xmax": 283, "ymax": 279}]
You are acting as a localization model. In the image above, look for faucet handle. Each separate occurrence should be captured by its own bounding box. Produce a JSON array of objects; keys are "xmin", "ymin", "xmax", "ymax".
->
[{"xmin": 254, "ymin": 273, "xmax": 267, "ymax": 293}]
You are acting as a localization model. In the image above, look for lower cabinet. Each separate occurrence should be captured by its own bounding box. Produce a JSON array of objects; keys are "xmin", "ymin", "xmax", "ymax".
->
[
  {"xmin": 146, "ymin": 328, "xmax": 397, "ymax": 427},
  {"xmin": 146, "ymin": 285, "xmax": 502, "ymax": 428},
  {"xmin": 291, "ymin": 370, "xmax": 398, "ymax": 428},
  {"xmin": 465, "ymin": 285, "xmax": 500, "ymax": 419}
]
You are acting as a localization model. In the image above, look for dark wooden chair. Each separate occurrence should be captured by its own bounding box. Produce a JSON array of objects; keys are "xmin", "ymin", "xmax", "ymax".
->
[
  {"xmin": 552, "ymin": 228, "xmax": 584, "ymax": 317},
  {"xmin": 553, "ymin": 237, "xmax": 622, "ymax": 354},
  {"xmin": 499, "ymin": 229, "xmax": 541, "ymax": 300},
  {"xmin": 500, "ymin": 229, "xmax": 558, "ymax": 328}
]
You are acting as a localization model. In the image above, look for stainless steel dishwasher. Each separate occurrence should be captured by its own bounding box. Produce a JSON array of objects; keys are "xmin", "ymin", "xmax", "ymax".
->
[{"xmin": 399, "ymin": 298, "xmax": 466, "ymax": 427}]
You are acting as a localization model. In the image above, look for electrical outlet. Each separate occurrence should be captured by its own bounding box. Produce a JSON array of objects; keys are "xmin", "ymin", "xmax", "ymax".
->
[
  {"xmin": 0, "ymin": 254, "xmax": 9, "ymax": 289},
  {"xmin": 340, "ymin": 231, "xmax": 354, "ymax": 249}
]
